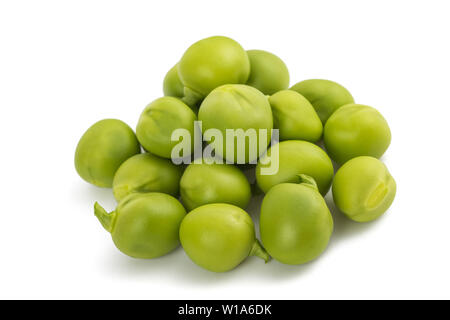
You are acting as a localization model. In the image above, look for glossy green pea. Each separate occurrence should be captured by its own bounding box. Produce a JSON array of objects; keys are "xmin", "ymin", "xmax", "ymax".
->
[
  {"xmin": 290, "ymin": 79, "xmax": 354, "ymax": 124},
  {"xmin": 246, "ymin": 50, "xmax": 289, "ymax": 95},
  {"xmin": 95, "ymin": 193, "xmax": 186, "ymax": 259},
  {"xmin": 179, "ymin": 203, "xmax": 270, "ymax": 272},
  {"xmin": 324, "ymin": 104, "xmax": 391, "ymax": 164},
  {"xmin": 112, "ymin": 153, "xmax": 183, "ymax": 202},
  {"xmin": 198, "ymin": 84, "xmax": 273, "ymax": 164},
  {"xmin": 256, "ymin": 140, "xmax": 334, "ymax": 195},
  {"xmin": 163, "ymin": 64, "xmax": 184, "ymax": 98},
  {"xmin": 180, "ymin": 160, "xmax": 251, "ymax": 211},
  {"xmin": 75, "ymin": 119, "xmax": 140, "ymax": 188},
  {"xmin": 260, "ymin": 175, "xmax": 333, "ymax": 265},
  {"xmin": 136, "ymin": 96, "xmax": 197, "ymax": 159},
  {"xmin": 269, "ymin": 90, "xmax": 323, "ymax": 142},
  {"xmin": 333, "ymin": 156, "xmax": 396, "ymax": 222},
  {"xmin": 178, "ymin": 36, "xmax": 250, "ymax": 106}
]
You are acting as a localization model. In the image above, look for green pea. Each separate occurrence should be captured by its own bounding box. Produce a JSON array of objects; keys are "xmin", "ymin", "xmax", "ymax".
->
[
  {"xmin": 178, "ymin": 36, "xmax": 250, "ymax": 106},
  {"xmin": 136, "ymin": 96, "xmax": 197, "ymax": 159},
  {"xmin": 246, "ymin": 50, "xmax": 289, "ymax": 95},
  {"xmin": 290, "ymin": 79, "xmax": 354, "ymax": 124},
  {"xmin": 256, "ymin": 140, "xmax": 334, "ymax": 195},
  {"xmin": 324, "ymin": 104, "xmax": 391, "ymax": 164},
  {"xmin": 198, "ymin": 84, "xmax": 273, "ymax": 164},
  {"xmin": 332, "ymin": 156, "xmax": 396, "ymax": 222},
  {"xmin": 269, "ymin": 90, "xmax": 323, "ymax": 142},
  {"xmin": 95, "ymin": 192, "xmax": 186, "ymax": 259},
  {"xmin": 163, "ymin": 63, "xmax": 184, "ymax": 99},
  {"xmin": 75, "ymin": 119, "xmax": 140, "ymax": 188},
  {"xmin": 260, "ymin": 175, "xmax": 333, "ymax": 265},
  {"xmin": 112, "ymin": 153, "xmax": 183, "ymax": 202},
  {"xmin": 180, "ymin": 160, "xmax": 251, "ymax": 211},
  {"xmin": 179, "ymin": 203, "xmax": 270, "ymax": 272}
]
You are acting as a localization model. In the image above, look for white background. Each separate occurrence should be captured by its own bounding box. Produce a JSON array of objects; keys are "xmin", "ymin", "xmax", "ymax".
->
[{"xmin": 1, "ymin": 0, "xmax": 449, "ymax": 300}]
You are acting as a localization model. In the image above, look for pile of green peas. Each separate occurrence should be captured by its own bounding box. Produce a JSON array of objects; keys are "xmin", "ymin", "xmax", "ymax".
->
[{"xmin": 75, "ymin": 36, "xmax": 396, "ymax": 272}]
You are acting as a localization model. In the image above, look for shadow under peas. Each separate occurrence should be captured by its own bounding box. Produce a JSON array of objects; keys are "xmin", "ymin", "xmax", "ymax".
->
[
  {"xmin": 103, "ymin": 245, "xmax": 240, "ymax": 286},
  {"xmin": 103, "ymin": 244, "xmax": 317, "ymax": 285},
  {"xmin": 71, "ymin": 181, "xmax": 117, "ymax": 212},
  {"xmin": 250, "ymin": 256, "xmax": 318, "ymax": 281}
]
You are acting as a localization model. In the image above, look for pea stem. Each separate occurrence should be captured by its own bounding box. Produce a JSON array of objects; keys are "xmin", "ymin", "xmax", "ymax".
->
[
  {"xmin": 250, "ymin": 239, "xmax": 271, "ymax": 263},
  {"xmin": 297, "ymin": 174, "xmax": 318, "ymax": 191},
  {"xmin": 94, "ymin": 202, "xmax": 116, "ymax": 233}
]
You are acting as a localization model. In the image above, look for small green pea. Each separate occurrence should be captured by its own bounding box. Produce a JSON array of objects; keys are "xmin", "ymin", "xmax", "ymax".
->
[
  {"xmin": 324, "ymin": 104, "xmax": 391, "ymax": 164},
  {"xmin": 180, "ymin": 160, "xmax": 251, "ymax": 211},
  {"xmin": 269, "ymin": 90, "xmax": 323, "ymax": 142},
  {"xmin": 163, "ymin": 63, "xmax": 184, "ymax": 98},
  {"xmin": 75, "ymin": 119, "xmax": 140, "ymax": 188},
  {"xmin": 95, "ymin": 193, "xmax": 186, "ymax": 259},
  {"xmin": 178, "ymin": 36, "xmax": 250, "ymax": 106},
  {"xmin": 256, "ymin": 140, "xmax": 334, "ymax": 195},
  {"xmin": 198, "ymin": 84, "xmax": 273, "ymax": 164},
  {"xmin": 290, "ymin": 79, "xmax": 354, "ymax": 124},
  {"xmin": 246, "ymin": 49, "xmax": 289, "ymax": 95},
  {"xmin": 260, "ymin": 175, "xmax": 333, "ymax": 265},
  {"xmin": 332, "ymin": 156, "xmax": 396, "ymax": 222},
  {"xmin": 113, "ymin": 153, "xmax": 183, "ymax": 202},
  {"xmin": 179, "ymin": 203, "xmax": 270, "ymax": 272},
  {"xmin": 136, "ymin": 96, "xmax": 197, "ymax": 159}
]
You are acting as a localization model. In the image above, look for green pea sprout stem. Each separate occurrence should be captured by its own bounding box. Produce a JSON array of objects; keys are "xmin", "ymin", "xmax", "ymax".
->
[
  {"xmin": 297, "ymin": 174, "xmax": 318, "ymax": 191},
  {"xmin": 94, "ymin": 202, "xmax": 117, "ymax": 233},
  {"xmin": 250, "ymin": 239, "xmax": 271, "ymax": 263}
]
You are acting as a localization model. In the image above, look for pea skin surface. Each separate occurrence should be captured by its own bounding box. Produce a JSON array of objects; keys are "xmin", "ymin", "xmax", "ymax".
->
[
  {"xmin": 180, "ymin": 160, "xmax": 251, "ymax": 211},
  {"xmin": 332, "ymin": 156, "xmax": 396, "ymax": 222},
  {"xmin": 324, "ymin": 104, "xmax": 391, "ymax": 164},
  {"xmin": 136, "ymin": 96, "xmax": 197, "ymax": 159},
  {"xmin": 269, "ymin": 90, "xmax": 323, "ymax": 142},
  {"xmin": 178, "ymin": 36, "xmax": 250, "ymax": 105},
  {"xmin": 179, "ymin": 203, "xmax": 270, "ymax": 272},
  {"xmin": 260, "ymin": 175, "xmax": 333, "ymax": 265},
  {"xmin": 198, "ymin": 84, "xmax": 273, "ymax": 164},
  {"xmin": 112, "ymin": 153, "xmax": 183, "ymax": 202},
  {"xmin": 290, "ymin": 79, "xmax": 354, "ymax": 124},
  {"xmin": 75, "ymin": 119, "xmax": 141, "ymax": 188},
  {"xmin": 256, "ymin": 140, "xmax": 334, "ymax": 196},
  {"xmin": 246, "ymin": 49, "xmax": 290, "ymax": 95},
  {"xmin": 95, "ymin": 193, "xmax": 186, "ymax": 259}
]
